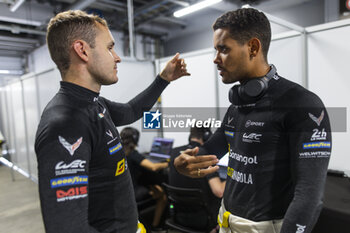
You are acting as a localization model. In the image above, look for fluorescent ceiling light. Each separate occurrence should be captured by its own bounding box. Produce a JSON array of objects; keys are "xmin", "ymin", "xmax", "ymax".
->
[
  {"xmin": 0, "ymin": 70, "xmax": 10, "ymax": 74},
  {"xmin": 10, "ymin": 0, "xmax": 26, "ymax": 12},
  {"xmin": 0, "ymin": 70, "xmax": 24, "ymax": 75},
  {"xmin": 174, "ymin": 0, "xmax": 222, "ymax": 18}
]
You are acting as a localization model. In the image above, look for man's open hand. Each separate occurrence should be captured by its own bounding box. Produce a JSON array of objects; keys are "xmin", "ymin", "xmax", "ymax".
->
[{"xmin": 174, "ymin": 147, "xmax": 219, "ymax": 178}]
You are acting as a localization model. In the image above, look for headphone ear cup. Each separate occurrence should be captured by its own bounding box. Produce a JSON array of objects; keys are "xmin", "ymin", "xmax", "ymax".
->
[
  {"xmin": 238, "ymin": 78, "xmax": 269, "ymax": 102},
  {"xmin": 203, "ymin": 129, "xmax": 212, "ymax": 142},
  {"xmin": 131, "ymin": 129, "xmax": 139, "ymax": 145},
  {"xmin": 229, "ymin": 87, "xmax": 233, "ymax": 103},
  {"xmin": 229, "ymin": 85, "xmax": 240, "ymax": 103}
]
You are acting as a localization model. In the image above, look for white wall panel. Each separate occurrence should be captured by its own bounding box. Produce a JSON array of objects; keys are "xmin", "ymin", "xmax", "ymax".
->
[
  {"xmin": 100, "ymin": 60, "xmax": 157, "ymax": 153},
  {"xmin": 160, "ymin": 50, "xmax": 217, "ymax": 108},
  {"xmin": 0, "ymin": 88, "xmax": 7, "ymax": 139},
  {"xmin": 5, "ymin": 85, "xmax": 16, "ymax": 158},
  {"xmin": 307, "ymin": 25, "xmax": 350, "ymax": 173},
  {"xmin": 36, "ymin": 69, "xmax": 61, "ymax": 114},
  {"xmin": 159, "ymin": 50, "xmax": 218, "ymax": 147},
  {"xmin": 28, "ymin": 45, "xmax": 56, "ymax": 74},
  {"xmin": 22, "ymin": 78, "xmax": 40, "ymax": 179},
  {"xmin": 9, "ymin": 82, "xmax": 28, "ymax": 174},
  {"xmin": 268, "ymin": 36, "xmax": 303, "ymax": 85},
  {"xmin": 216, "ymin": 70, "xmax": 233, "ymax": 111},
  {"xmin": 0, "ymin": 56, "xmax": 23, "ymax": 71}
]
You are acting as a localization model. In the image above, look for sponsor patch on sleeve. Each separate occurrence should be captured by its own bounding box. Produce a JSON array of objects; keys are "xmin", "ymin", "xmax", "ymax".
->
[
  {"xmin": 115, "ymin": 158, "xmax": 125, "ymax": 176},
  {"xmin": 225, "ymin": 130, "xmax": 234, "ymax": 138},
  {"xmin": 302, "ymin": 141, "xmax": 331, "ymax": 149},
  {"xmin": 56, "ymin": 186, "xmax": 88, "ymax": 202},
  {"xmin": 109, "ymin": 142, "xmax": 123, "ymax": 155},
  {"xmin": 50, "ymin": 176, "xmax": 88, "ymax": 188}
]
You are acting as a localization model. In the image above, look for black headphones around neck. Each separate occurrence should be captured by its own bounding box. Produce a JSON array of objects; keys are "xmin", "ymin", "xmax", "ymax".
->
[
  {"xmin": 188, "ymin": 127, "xmax": 212, "ymax": 143},
  {"xmin": 229, "ymin": 64, "xmax": 277, "ymax": 104},
  {"xmin": 203, "ymin": 128, "xmax": 212, "ymax": 142}
]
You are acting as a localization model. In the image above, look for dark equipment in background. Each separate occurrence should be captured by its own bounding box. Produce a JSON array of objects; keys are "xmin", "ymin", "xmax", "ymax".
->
[
  {"xmin": 162, "ymin": 182, "xmax": 215, "ymax": 233},
  {"xmin": 312, "ymin": 170, "xmax": 350, "ymax": 233}
]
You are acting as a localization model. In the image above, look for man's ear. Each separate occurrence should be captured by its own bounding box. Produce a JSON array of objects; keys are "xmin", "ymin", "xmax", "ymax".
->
[
  {"xmin": 247, "ymin": 38, "xmax": 261, "ymax": 59},
  {"xmin": 72, "ymin": 40, "xmax": 89, "ymax": 62}
]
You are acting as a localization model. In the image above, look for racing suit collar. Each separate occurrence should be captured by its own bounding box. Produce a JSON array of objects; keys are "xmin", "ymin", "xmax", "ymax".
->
[{"xmin": 60, "ymin": 81, "xmax": 100, "ymax": 103}]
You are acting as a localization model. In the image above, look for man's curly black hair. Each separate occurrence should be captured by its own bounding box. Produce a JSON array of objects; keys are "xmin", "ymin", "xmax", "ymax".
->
[{"xmin": 213, "ymin": 8, "xmax": 271, "ymax": 61}]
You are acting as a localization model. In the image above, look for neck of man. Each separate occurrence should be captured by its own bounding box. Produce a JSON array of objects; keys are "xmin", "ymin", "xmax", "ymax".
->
[
  {"xmin": 249, "ymin": 60, "xmax": 271, "ymax": 77},
  {"xmin": 62, "ymin": 65, "xmax": 101, "ymax": 93},
  {"xmin": 239, "ymin": 61, "xmax": 271, "ymax": 85}
]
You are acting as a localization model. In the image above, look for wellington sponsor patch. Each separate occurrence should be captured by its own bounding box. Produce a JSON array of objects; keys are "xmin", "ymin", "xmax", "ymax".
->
[{"xmin": 299, "ymin": 151, "xmax": 331, "ymax": 159}]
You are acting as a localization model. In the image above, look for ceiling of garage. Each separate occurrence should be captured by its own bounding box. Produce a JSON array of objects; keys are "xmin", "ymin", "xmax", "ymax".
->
[{"xmin": 0, "ymin": 0, "xmax": 316, "ymax": 80}]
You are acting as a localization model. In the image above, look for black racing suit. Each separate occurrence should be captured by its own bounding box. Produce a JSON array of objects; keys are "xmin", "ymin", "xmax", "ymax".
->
[
  {"xmin": 201, "ymin": 73, "xmax": 331, "ymax": 233},
  {"xmin": 35, "ymin": 76, "xmax": 169, "ymax": 233}
]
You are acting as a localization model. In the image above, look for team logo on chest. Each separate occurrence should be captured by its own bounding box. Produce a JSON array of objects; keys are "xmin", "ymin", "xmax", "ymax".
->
[
  {"xmin": 227, "ymin": 117, "xmax": 234, "ymax": 124},
  {"xmin": 106, "ymin": 130, "xmax": 113, "ymax": 138},
  {"xmin": 106, "ymin": 129, "xmax": 119, "ymax": 145}
]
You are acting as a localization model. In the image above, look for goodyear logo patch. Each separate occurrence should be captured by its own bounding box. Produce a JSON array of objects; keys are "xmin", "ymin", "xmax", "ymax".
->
[
  {"xmin": 51, "ymin": 176, "xmax": 88, "ymax": 188},
  {"xmin": 109, "ymin": 142, "xmax": 123, "ymax": 155},
  {"xmin": 115, "ymin": 158, "xmax": 125, "ymax": 176},
  {"xmin": 303, "ymin": 141, "xmax": 331, "ymax": 149},
  {"xmin": 225, "ymin": 130, "xmax": 234, "ymax": 138}
]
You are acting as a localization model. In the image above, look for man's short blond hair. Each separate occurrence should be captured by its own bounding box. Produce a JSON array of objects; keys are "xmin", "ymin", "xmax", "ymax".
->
[{"xmin": 46, "ymin": 10, "xmax": 108, "ymax": 75}]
